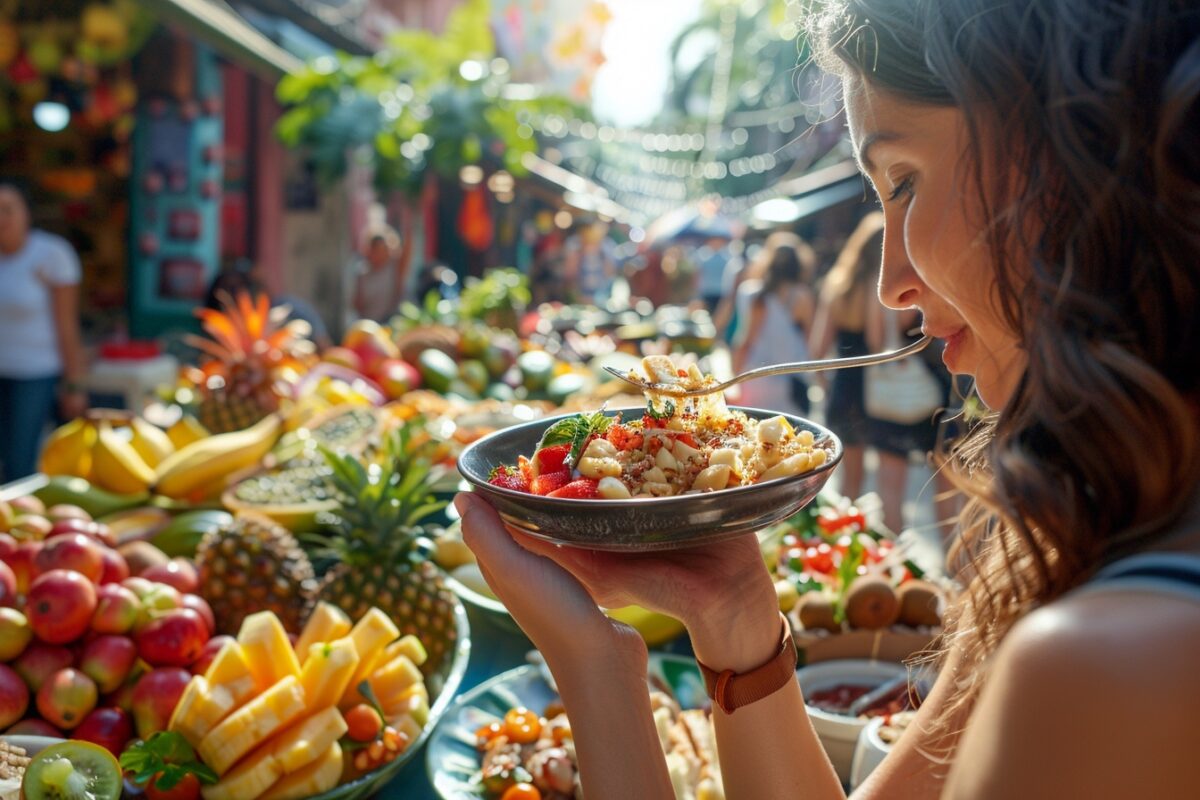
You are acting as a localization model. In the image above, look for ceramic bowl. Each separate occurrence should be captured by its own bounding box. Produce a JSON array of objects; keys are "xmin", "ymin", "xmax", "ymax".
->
[
  {"xmin": 795, "ymin": 659, "xmax": 909, "ymax": 785},
  {"xmin": 458, "ymin": 407, "xmax": 842, "ymax": 551}
]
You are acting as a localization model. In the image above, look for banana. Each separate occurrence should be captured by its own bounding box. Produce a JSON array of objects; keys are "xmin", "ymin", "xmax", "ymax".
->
[
  {"xmin": 167, "ymin": 415, "xmax": 211, "ymax": 449},
  {"xmin": 38, "ymin": 417, "xmax": 97, "ymax": 479},
  {"xmin": 91, "ymin": 421, "xmax": 157, "ymax": 494},
  {"xmin": 154, "ymin": 414, "xmax": 281, "ymax": 501},
  {"xmin": 129, "ymin": 417, "xmax": 175, "ymax": 468}
]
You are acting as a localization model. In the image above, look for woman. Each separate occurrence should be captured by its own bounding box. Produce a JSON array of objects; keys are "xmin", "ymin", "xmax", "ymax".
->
[
  {"xmin": 809, "ymin": 213, "xmax": 884, "ymax": 501},
  {"xmin": 712, "ymin": 230, "xmax": 806, "ymax": 344},
  {"xmin": 0, "ymin": 181, "xmax": 87, "ymax": 482},
  {"xmin": 732, "ymin": 241, "xmax": 817, "ymax": 417},
  {"xmin": 459, "ymin": 1, "xmax": 1200, "ymax": 797}
]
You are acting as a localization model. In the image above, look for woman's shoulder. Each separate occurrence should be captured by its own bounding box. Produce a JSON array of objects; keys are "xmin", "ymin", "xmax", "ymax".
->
[{"xmin": 944, "ymin": 580, "xmax": 1200, "ymax": 797}]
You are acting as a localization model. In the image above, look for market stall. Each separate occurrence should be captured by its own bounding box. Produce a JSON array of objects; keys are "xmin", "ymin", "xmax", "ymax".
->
[{"xmin": 0, "ymin": 279, "xmax": 946, "ymax": 799}]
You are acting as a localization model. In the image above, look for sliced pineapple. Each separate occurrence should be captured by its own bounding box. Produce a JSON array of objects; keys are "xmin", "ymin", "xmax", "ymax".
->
[
  {"xmin": 200, "ymin": 744, "xmax": 284, "ymax": 800},
  {"xmin": 294, "ymin": 602, "xmax": 352, "ymax": 665},
  {"xmin": 366, "ymin": 655, "xmax": 423, "ymax": 711},
  {"xmin": 266, "ymin": 706, "xmax": 348, "ymax": 774},
  {"xmin": 300, "ymin": 637, "xmax": 360, "ymax": 712},
  {"xmin": 259, "ymin": 742, "xmax": 343, "ymax": 800},
  {"xmin": 200, "ymin": 676, "xmax": 307, "ymax": 775},
  {"xmin": 382, "ymin": 634, "xmax": 427, "ymax": 668},
  {"xmin": 342, "ymin": 608, "xmax": 400, "ymax": 703},
  {"xmin": 239, "ymin": 612, "xmax": 302, "ymax": 691},
  {"xmin": 169, "ymin": 676, "xmax": 240, "ymax": 747},
  {"xmin": 204, "ymin": 641, "xmax": 261, "ymax": 707}
]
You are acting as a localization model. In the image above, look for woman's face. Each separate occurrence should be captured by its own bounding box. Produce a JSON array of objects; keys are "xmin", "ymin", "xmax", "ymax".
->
[
  {"xmin": 844, "ymin": 79, "xmax": 1026, "ymax": 408},
  {"xmin": 0, "ymin": 187, "xmax": 31, "ymax": 248}
]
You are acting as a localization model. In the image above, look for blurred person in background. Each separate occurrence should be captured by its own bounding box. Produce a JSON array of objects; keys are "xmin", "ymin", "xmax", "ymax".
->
[
  {"xmin": 809, "ymin": 213, "xmax": 884, "ymax": 501},
  {"xmin": 732, "ymin": 239, "xmax": 818, "ymax": 417},
  {"xmin": 563, "ymin": 221, "xmax": 618, "ymax": 306},
  {"xmin": 694, "ymin": 237, "xmax": 731, "ymax": 313},
  {"xmin": 353, "ymin": 220, "xmax": 413, "ymax": 323},
  {"xmin": 713, "ymin": 231, "xmax": 806, "ymax": 345},
  {"xmin": 0, "ymin": 180, "xmax": 86, "ymax": 481}
]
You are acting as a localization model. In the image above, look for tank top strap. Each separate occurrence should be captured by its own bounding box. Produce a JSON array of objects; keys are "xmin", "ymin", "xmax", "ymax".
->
[{"xmin": 1079, "ymin": 552, "xmax": 1200, "ymax": 603}]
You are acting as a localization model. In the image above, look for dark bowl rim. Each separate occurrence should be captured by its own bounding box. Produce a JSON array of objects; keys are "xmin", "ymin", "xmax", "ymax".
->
[{"xmin": 457, "ymin": 405, "xmax": 844, "ymax": 506}]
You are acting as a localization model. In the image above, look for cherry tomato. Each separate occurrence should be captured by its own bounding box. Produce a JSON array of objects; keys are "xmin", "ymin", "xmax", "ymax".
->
[
  {"xmin": 504, "ymin": 707, "xmax": 542, "ymax": 744},
  {"xmin": 501, "ymin": 782, "xmax": 543, "ymax": 800},
  {"xmin": 146, "ymin": 773, "xmax": 201, "ymax": 800},
  {"xmin": 805, "ymin": 546, "xmax": 833, "ymax": 574},
  {"xmin": 475, "ymin": 721, "xmax": 504, "ymax": 744},
  {"xmin": 344, "ymin": 704, "xmax": 383, "ymax": 742}
]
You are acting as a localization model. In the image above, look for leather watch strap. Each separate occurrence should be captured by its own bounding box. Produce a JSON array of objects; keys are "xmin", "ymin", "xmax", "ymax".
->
[{"xmin": 696, "ymin": 612, "xmax": 797, "ymax": 715}]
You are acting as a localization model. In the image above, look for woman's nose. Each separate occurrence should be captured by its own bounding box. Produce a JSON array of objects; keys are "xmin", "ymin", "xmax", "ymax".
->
[{"xmin": 878, "ymin": 223, "xmax": 921, "ymax": 310}]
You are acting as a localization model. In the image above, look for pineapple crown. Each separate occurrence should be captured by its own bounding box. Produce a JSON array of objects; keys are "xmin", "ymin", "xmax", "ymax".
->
[
  {"xmin": 185, "ymin": 290, "xmax": 315, "ymax": 391},
  {"xmin": 307, "ymin": 419, "xmax": 448, "ymax": 569}
]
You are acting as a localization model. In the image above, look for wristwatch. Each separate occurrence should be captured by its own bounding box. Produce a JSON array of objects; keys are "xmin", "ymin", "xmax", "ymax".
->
[{"xmin": 696, "ymin": 612, "xmax": 798, "ymax": 715}]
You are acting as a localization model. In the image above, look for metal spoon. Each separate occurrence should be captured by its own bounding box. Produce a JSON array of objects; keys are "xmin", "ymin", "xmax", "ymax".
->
[{"xmin": 603, "ymin": 335, "xmax": 935, "ymax": 398}]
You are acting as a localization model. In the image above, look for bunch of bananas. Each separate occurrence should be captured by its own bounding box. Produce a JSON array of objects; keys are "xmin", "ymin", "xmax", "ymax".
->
[{"xmin": 39, "ymin": 411, "xmax": 282, "ymax": 502}]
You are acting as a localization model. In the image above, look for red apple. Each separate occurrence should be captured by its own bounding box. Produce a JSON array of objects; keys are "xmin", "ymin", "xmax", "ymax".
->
[
  {"xmin": 92, "ymin": 584, "xmax": 141, "ymax": 634},
  {"xmin": 0, "ymin": 560, "xmax": 16, "ymax": 607},
  {"xmin": 36, "ymin": 532, "xmax": 104, "ymax": 583},
  {"xmin": 322, "ymin": 346, "xmax": 364, "ymax": 373},
  {"xmin": 0, "ymin": 607, "xmax": 32, "ymax": 661},
  {"xmin": 135, "ymin": 608, "xmax": 209, "ymax": 667},
  {"xmin": 130, "ymin": 667, "xmax": 191, "ymax": 738},
  {"xmin": 190, "ymin": 634, "xmax": 233, "ymax": 675},
  {"xmin": 180, "ymin": 594, "xmax": 215, "ymax": 635},
  {"xmin": 79, "ymin": 635, "xmax": 138, "ymax": 693},
  {"xmin": 11, "ymin": 515, "xmax": 52, "ymax": 540},
  {"xmin": 46, "ymin": 504, "xmax": 91, "ymax": 522},
  {"xmin": 73, "ymin": 706, "xmax": 133, "ymax": 757},
  {"xmin": 9, "ymin": 496, "xmax": 45, "ymax": 516},
  {"xmin": 88, "ymin": 522, "xmax": 116, "ymax": 548},
  {"xmin": 134, "ymin": 583, "xmax": 183, "ymax": 631},
  {"xmin": 343, "ymin": 319, "xmax": 399, "ymax": 374},
  {"xmin": 106, "ymin": 659, "xmax": 150, "ymax": 713},
  {"xmin": 0, "ymin": 664, "xmax": 28, "ymax": 729},
  {"xmin": 98, "ymin": 547, "xmax": 129, "ymax": 584},
  {"xmin": 4, "ymin": 717, "xmax": 61, "ymax": 737},
  {"xmin": 141, "ymin": 558, "xmax": 199, "ymax": 594},
  {"xmin": 36, "ymin": 667, "xmax": 98, "ymax": 729},
  {"xmin": 375, "ymin": 358, "xmax": 419, "ymax": 399},
  {"xmin": 12, "ymin": 642, "xmax": 73, "ymax": 691},
  {"xmin": 6, "ymin": 541, "xmax": 42, "ymax": 594},
  {"xmin": 26, "ymin": 569, "xmax": 97, "ymax": 644},
  {"xmin": 121, "ymin": 576, "xmax": 155, "ymax": 597},
  {"xmin": 0, "ymin": 532, "xmax": 19, "ymax": 560},
  {"xmin": 48, "ymin": 517, "xmax": 95, "ymax": 539}
]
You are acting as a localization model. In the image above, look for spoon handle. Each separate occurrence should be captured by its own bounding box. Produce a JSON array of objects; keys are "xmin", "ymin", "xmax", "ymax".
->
[{"xmin": 731, "ymin": 335, "xmax": 933, "ymax": 383}]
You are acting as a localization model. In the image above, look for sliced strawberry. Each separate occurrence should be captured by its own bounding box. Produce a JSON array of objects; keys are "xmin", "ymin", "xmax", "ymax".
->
[
  {"xmin": 488, "ymin": 468, "xmax": 530, "ymax": 493},
  {"xmin": 532, "ymin": 444, "xmax": 571, "ymax": 477},
  {"xmin": 530, "ymin": 470, "xmax": 571, "ymax": 496},
  {"xmin": 547, "ymin": 478, "xmax": 600, "ymax": 499}
]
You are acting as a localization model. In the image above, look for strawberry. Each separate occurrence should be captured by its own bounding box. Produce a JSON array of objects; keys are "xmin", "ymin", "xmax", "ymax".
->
[
  {"xmin": 532, "ymin": 444, "xmax": 570, "ymax": 477},
  {"xmin": 530, "ymin": 470, "xmax": 571, "ymax": 496},
  {"xmin": 488, "ymin": 466, "xmax": 530, "ymax": 493},
  {"xmin": 547, "ymin": 478, "xmax": 600, "ymax": 499}
]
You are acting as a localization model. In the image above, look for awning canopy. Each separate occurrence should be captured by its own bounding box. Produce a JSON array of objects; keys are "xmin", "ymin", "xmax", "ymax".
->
[{"xmin": 139, "ymin": 0, "xmax": 305, "ymax": 80}]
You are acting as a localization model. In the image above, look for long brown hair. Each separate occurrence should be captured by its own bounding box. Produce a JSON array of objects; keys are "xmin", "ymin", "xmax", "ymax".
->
[
  {"xmin": 811, "ymin": 0, "xmax": 1200, "ymax": 746},
  {"xmin": 820, "ymin": 212, "xmax": 883, "ymax": 313}
]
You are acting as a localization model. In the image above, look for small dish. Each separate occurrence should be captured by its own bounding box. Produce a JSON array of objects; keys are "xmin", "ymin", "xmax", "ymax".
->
[
  {"xmin": 795, "ymin": 659, "xmax": 909, "ymax": 785},
  {"xmin": 426, "ymin": 653, "xmax": 707, "ymax": 799},
  {"xmin": 457, "ymin": 407, "xmax": 842, "ymax": 551}
]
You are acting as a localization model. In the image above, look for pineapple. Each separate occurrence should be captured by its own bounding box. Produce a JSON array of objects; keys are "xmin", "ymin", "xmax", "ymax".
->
[
  {"xmin": 309, "ymin": 423, "xmax": 460, "ymax": 671},
  {"xmin": 197, "ymin": 512, "xmax": 319, "ymax": 636},
  {"xmin": 186, "ymin": 290, "xmax": 314, "ymax": 434},
  {"xmin": 200, "ymin": 676, "xmax": 307, "ymax": 775}
]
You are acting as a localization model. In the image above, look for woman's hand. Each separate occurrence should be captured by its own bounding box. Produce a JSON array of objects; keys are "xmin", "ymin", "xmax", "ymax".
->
[{"xmin": 456, "ymin": 491, "xmax": 782, "ymax": 673}]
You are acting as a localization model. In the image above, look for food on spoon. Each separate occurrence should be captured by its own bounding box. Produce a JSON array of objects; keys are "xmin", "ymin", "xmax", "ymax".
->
[{"xmin": 489, "ymin": 356, "xmax": 832, "ymax": 500}]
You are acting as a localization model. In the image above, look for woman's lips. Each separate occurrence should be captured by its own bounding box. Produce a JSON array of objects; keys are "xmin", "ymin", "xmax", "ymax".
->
[{"xmin": 938, "ymin": 327, "xmax": 967, "ymax": 371}]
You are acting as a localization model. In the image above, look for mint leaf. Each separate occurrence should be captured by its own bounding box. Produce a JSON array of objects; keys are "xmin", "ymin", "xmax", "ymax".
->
[
  {"xmin": 119, "ymin": 732, "xmax": 218, "ymax": 788},
  {"xmin": 646, "ymin": 398, "xmax": 676, "ymax": 420}
]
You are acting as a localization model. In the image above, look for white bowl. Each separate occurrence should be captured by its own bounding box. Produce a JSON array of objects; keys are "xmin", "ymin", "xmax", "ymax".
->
[
  {"xmin": 796, "ymin": 659, "xmax": 907, "ymax": 785},
  {"xmin": 850, "ymin": 716, "xmax": 892, "ymax": 789}
]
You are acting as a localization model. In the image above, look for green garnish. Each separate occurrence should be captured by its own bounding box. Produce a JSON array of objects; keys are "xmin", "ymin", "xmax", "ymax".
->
[
  {"xmin": 646, "ymin": 398, "xmax": 676, "ymax": 420},
  {"xmin": 489, "ymin": 464, "xmax": 517, "ymax": 479},
  {"xmin": 120, "ymin": 732, "xmax": 218, "ymax": 790},
  {"xmin": 538, "ymin": 409, "xmax": 613, "ymax": 467}
]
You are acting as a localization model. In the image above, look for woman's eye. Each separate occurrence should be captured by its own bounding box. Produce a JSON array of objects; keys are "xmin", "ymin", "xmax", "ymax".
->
[{"xmin": 887, "ymin": 176, "xmax": 915, "ymax": 203}]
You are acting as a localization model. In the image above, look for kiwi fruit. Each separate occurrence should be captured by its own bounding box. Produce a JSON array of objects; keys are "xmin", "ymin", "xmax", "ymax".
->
[
  {"xmin": 896, "ymin": 579, "xmax": 944, "ymax": 627},
  {"xmin": 796, "ymin": 592, "xmax": 840, "ymax": 633},
  {"xmin": 843, "ymin": 575, "xmax": 901, "ymax": 630}
]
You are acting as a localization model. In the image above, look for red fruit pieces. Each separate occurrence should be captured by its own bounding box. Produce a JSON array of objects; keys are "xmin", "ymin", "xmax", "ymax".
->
[
  {"xmin": 488, "ymin": 466, "xmax": 530, "ymax": 493},
  {"xmin": 530, "ymin": 471, "xmax": 571, "ymax": 496},
  {"xmin": 547, "ymin": 479, "xmax": 599, "ymax": 499},
  {"xmin": 607, "ymin": 424, "xmax": 644, "ymax": 452},
  {"xmin": 532, "ymin": 444, "xmax": 570, "ymax": 476}
]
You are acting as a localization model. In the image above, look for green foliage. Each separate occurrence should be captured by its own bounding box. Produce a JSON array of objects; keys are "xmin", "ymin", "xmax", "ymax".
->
[
  {"xmin": 120, "ymin": 732, "xmax": 218, "ymax": 790},
  {"xmin": 458, "ymin": 267, "xmax": 531, "ymax": 324},
  {"xmin": 275, "ymin": 0, "xmax": 585, "ymax": 193},
  {"xmin": 537, "ymin": 410, "xmax": 614, "ymax": 467}
]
